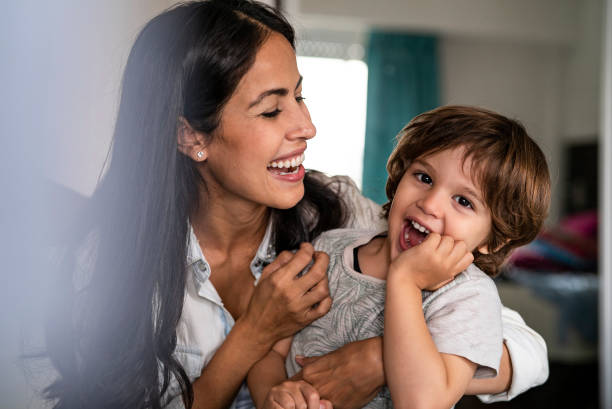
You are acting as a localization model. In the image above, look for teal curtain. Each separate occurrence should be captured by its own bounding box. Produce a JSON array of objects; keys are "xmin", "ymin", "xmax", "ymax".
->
[{"xmin": 362, "ymin": 32, "xmax": 440, "ymax": 204}]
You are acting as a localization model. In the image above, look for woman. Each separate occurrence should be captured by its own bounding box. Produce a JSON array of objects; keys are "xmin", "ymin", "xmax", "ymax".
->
[{"xmin": 44, "ymin": 1, "xmax": 548, "ymax": 408}]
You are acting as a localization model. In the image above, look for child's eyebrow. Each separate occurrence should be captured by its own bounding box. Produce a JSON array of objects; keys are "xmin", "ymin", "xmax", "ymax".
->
[
  {"xmin": 412, "ymin": 158, "xmax": 431, "ymax": 169},
  {"xmin": 459, "ymin": 178, "xmax": 489, "ymax": 209},
  {"xmin": 462, "ymin": 185, "xmax": 484, "ymax": 203}
]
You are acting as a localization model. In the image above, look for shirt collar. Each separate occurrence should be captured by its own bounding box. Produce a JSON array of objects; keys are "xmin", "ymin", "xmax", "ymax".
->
[
  {"xmin": 186, "ymin": 223, "xmax": 211, "ymax": 290},
  {"xmin": 186, "ymin": 218, "xmax": 277, "ymax": 292},
  {"xmin": 250, "ymin": 218, "xmax": 276, "ymax": 284}
]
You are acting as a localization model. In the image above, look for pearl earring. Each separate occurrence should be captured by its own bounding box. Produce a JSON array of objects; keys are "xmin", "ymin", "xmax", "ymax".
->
[{"xmin": 197, "ymin": 152, "xmax": 204, "ymax": 159}]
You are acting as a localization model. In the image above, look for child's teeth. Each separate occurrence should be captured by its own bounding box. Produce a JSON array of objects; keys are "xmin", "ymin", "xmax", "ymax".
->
[{"xmin": 411, "ymin": 220, "xmax": 430, "ymax": 234}]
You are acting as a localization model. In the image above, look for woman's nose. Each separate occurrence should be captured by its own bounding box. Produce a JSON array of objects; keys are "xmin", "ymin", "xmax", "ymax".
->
[
  {"xmin": 287, "ymin": 123, "xmax": 316, "ymax": 140},
  {"xmin": 286, "ymin": 104, "xmax": 316, "ymax": 140}
]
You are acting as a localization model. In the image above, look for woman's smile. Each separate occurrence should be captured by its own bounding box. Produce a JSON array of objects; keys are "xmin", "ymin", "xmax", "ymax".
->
[{"xmin": 267, "ymin": 151, "xmax": 306, "ymax": 180}]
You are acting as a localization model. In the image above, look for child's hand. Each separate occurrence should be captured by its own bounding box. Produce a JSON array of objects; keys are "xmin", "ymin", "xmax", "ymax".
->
[
  {"xmin": 263, "ymin": 380, "xmax": 332, "ymax": 409},
  {"xmin": 388, "ymin": 232, "xmax": 473, "ymax": 290}
]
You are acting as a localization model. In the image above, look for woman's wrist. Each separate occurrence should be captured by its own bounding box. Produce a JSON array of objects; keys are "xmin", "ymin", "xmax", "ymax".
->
[
  {"xmin": 364, "ymin": 336, "xmax": 386, "ymax": 387},
  {"xmin": 233, "ymin": 316, "xmax": 275, "ymax": 360}
]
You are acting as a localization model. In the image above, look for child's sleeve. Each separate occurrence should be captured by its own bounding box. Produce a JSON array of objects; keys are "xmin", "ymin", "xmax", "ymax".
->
[{"xmin": 423, "ymin": 266, "xmax": 503, "ymax": 378}]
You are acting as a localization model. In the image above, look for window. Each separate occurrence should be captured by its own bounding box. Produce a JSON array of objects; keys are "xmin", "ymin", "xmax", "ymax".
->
[{"xmin": 298, "ymin": 56, "xmax": 368, "ymax": 188}]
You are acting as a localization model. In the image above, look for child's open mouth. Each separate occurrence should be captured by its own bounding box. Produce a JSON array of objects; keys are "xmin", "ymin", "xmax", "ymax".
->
[{"xmin": 400, "ymin": 219, "xmax": 431, "ymax": 250}]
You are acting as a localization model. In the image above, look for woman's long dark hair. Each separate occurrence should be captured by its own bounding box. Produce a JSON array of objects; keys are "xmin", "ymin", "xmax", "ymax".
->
[{"xmin": 44, "ymin": 1, "xmax": 347, "ymax": 408}]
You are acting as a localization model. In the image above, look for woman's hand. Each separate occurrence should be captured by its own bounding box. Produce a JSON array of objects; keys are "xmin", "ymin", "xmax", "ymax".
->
[
  {"xmin": 240, "ymin": 243, "xmax": 333, "ymax": 350},
  {"xmin": 290, "ymin": 337, "xmax": 384, "ymax": 409},
  {"xmin": 263, "ymin": 380, "xmax": 332, "ymax": 409}
]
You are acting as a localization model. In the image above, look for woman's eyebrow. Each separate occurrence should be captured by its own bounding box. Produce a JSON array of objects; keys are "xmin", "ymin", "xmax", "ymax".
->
[{"xmin": 248, "ymin": 76, "xmax": 303, "ymax": 108}]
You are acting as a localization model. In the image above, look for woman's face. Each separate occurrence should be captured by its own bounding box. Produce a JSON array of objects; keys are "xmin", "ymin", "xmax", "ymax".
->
[{"xmin": 200, "ymin": 32, "xmax": 316, "ymax": 210}]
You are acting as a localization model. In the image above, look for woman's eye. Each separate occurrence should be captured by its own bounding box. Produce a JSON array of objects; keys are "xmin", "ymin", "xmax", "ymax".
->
[
  {"xmin": 415, "ymin": 172, "xmax": 432, "ymax": 185},
  {"xmin": 296, "ymin": 96, "xmax": 306, "ymax": 103},
  {"xmin": 261, "ymin": 109, "xmax": 281, "ymax": 118},
  {"xmin": 454, "ymin": 196, "xmax": 473, "ymax": 209}
]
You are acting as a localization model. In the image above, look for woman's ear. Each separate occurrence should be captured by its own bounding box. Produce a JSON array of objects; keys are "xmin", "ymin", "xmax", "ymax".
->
[{"xmin": 177, "ymin": 117, "xmax": 208, "ymax": 161}]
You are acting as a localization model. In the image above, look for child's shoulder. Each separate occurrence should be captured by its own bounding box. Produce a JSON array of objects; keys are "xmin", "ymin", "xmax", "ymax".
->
[
  {"xmin": 461, "ymin": 263, "xmax": 495, "ymax": 284},
  {"xmin": 456, "ymin": 264, "xmax": 498, "ymax": 293},
  {"xmin": 313, "ymin": 228, "xmax": 383, "ymax": 254},
  {"xmin": 423, "ymin": 264, "xmax": 500, "ymax": 309}
]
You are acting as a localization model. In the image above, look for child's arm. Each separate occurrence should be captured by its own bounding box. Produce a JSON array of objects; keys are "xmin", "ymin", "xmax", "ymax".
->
[
  {"xmin": 247, "ymin": 337, "xmax": 292, "ymax": 408},
  {"xmin": 248, "ymin": 337, "xmax": 328, "ymax": 409},
  {"xmin": 384, "ymin": 233, "xmax": 476, "ymax": 409}
]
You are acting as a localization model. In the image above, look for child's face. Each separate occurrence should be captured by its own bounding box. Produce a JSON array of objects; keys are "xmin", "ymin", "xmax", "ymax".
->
[{"xmin": 387, "ymin": 147, "xmax": 493, "ymax": 262}]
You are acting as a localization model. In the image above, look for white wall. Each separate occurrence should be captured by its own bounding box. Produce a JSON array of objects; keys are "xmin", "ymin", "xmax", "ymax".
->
[
  {"xmin": 298, "ymin": 0, "xmax": 580, "ymax": 45},
  {"xmin": 37, "ymin": 0, "xmax": 175, "ymax": 197},
  {"xmin": 439, "ymin": 37, "xmax": 565, "ymax": 222},
  {"xmin": 562, "ymin": 0, "xmax": 603, "ymax": 140}
]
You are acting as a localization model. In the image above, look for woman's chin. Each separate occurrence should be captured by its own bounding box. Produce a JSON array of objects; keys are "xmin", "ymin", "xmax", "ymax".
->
[{"xmin": 269, "ymin": 185, "xmax": 305, "ymax": 210}]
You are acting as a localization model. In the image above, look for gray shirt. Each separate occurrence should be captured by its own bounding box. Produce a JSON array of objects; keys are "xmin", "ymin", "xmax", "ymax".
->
[{"xmin": 287, "ymin": 229, "xmax": 503, "ymax": 409}]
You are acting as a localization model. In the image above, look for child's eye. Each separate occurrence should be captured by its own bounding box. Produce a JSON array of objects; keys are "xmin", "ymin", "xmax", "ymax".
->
[
  {"xmin": 261, "ymin": 109, "xmax": 281, "ymax": 118},
  {"xmin": 454, "ymin": 195, "xmax": 473, "ymax": 209},
  {"xmin": 415, "ymin": 172, "xmax": 433, "ymax": 185}
]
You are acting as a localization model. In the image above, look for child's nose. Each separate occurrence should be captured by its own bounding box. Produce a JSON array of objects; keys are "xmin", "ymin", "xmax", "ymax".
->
[{"xmin": 418, "ymin": 190, "xmax": 443, "ymax": 218}]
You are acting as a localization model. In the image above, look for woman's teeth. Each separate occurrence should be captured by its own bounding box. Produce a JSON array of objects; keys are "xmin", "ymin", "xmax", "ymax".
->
[
  {"xmin": 267, "ymin": 153, "xmax": 305, "ymax": 170},
  {"xmin": 411, "ymin": 220, "xmax": 430, "ymax": 234}
]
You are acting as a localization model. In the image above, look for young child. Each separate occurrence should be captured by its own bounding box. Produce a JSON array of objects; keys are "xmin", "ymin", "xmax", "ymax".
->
[{"xmin": 247, "ymin": 105, "xmax": 551, "ymax": 409}]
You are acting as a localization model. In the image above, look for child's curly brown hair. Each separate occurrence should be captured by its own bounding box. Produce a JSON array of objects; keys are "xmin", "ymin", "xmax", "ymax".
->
[{"xmin": 382, "ymin": 105, "xmax": 551, "ymax": 276}]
